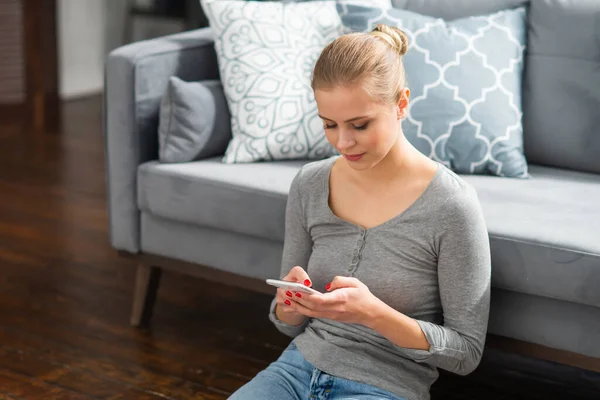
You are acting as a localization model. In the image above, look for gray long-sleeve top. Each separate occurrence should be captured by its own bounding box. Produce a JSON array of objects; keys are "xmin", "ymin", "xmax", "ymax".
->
[{"xmin": 269, "ymin": 156, "xmax": 491, "ymax": 400}]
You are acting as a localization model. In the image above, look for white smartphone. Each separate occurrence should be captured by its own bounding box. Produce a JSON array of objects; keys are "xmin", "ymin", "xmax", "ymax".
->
[{"xmin": 266, "ymin": 279, "xmax": 322, "ymax": 295}]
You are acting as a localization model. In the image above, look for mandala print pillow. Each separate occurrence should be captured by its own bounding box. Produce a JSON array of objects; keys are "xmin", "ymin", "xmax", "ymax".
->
[
  {"xmin": 339, "ymin": 5, "xmax": 529, "ymax": 177},
  {"xmin": 286, "ymin": 0, "xmax": 392, "ymax": 7},
  {"xmin": 202, "ymin": 0, "xmax": 360, "ymax": 163}
]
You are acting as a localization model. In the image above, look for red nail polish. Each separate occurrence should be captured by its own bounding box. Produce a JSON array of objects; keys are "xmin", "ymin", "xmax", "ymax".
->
[
  {"xmin": 286, "ymin": 291, "xmax": 292, "ymax": 297},
  {"xmin": 304, "ymin": 279, "xmax": 311, "ymax": 287},
  {"xmin": 295, "ymin": 292, "xmax": 302, "ymax": 298},
  {"xmin": 325, "ymin": 283, "xmax": 331, "ymax": 291},
  {"xmin": 284, "ymin": 300, "xmax": 291, "ymax": 306}
]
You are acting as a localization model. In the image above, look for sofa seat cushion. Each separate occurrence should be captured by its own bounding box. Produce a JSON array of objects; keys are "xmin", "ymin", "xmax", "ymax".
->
[
  {"xmin": 138, "ymin": 160, "xmax": 600, "ymax": 307},
  {"xmin": 138, "ymin": 158, "xmax": 309, "ymax": 243},
  {"xmin": 462, "ymin": 165, "xmax": 600, "ymax": 308}
]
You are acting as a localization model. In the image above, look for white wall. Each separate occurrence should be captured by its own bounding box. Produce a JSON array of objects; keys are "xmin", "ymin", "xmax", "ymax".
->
[
  {"xmin": 57, "ymin": 0, "xmax": 184, "ymax": 99},
  {"xmin": 104, "ymin": 0, "xmax": 184, "ymax": 55},
  {"xmin": 57, "ymin": 0, "xmax": 106, "ymax": 99},
  {"xmin": 104, "ymin": 0, "xmax": 128, "ymax": 59}
]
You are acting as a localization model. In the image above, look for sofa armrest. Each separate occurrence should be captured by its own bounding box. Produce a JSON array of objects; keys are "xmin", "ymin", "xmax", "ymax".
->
[{"xmin": 104, "ymin": 27, "xmax": 219, "ymax": 253}]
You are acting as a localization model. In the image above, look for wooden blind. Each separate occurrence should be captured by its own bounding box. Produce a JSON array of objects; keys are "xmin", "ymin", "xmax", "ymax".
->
[{"xmin": 0, "ymin": 0, "xmax": 25, "ymax": 105}]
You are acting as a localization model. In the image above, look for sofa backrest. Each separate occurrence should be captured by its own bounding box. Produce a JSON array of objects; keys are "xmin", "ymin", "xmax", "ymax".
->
[
  {"xmin": 391, "ymin": 0, "xmax": 528, "ymax": 20},
  {"xmin": 392, "ymin": 0, "xmax": 600, "ymax": 174},
  {"xmin": 522, "ymin": 1, "xmax": 600, "ymax": 174}
]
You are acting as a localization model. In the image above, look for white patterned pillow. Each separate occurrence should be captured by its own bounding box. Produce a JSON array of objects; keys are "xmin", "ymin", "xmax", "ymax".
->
[
  {"xmin": 287, "ymin": 0, "xmax": 392, "ymax": 7},
  {"xmin": 201, "ymin": 0, "xmax": 351, "ymax": 163}
]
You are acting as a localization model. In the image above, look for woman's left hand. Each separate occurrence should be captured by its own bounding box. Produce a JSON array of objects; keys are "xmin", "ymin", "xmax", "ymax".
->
[{"xmin": 288, "ymin": 276, "xmax": 382, "ymax": 325}]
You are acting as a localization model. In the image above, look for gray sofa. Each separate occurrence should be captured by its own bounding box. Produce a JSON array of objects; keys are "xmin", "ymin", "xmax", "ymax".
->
[{"xmin": 104, "ymin": 0, "xmax": 600, "ymax": 365}]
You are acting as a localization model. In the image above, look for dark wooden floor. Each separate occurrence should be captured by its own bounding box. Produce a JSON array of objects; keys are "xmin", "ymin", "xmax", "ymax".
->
[{"xmin": 0, "ymin": 95, "xmax": 599, "ymax": 399}]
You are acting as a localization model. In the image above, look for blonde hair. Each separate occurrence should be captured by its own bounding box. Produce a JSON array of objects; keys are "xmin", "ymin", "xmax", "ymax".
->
[{"xmin": 311, "ymin": 24, "xmax": 409, "ymax": 105}]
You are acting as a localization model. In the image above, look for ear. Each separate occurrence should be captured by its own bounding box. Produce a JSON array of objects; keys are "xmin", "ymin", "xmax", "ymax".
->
[{"xmin": 397, "ymin": 88, "xmax": 410, "ymax": 120}]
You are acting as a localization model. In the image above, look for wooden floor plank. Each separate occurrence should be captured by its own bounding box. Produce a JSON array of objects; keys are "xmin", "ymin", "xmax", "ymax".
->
[
  {"xmin": 0, "ymin": 261, "xmax": 273, "ymax": 396},
  {"xmin": 0, "ymin": 326, "xmax": 246, "ymax": 399},
  {"xmin": 0, "ymin": 346, "xmax": 173, "ymax": 400},
  {"xmin": 0, "ymin": 367, "xmax": 94, "ymax": 400},
  {"xmin": 0, "ymin": 254, "xmax": 284, "ymax": 364}
]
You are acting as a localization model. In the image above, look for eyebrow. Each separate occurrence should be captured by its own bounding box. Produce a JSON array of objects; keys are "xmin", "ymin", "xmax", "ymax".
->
[{"xmin": 318, "ymin": 114, "xmax": 370, "ymax": 123}]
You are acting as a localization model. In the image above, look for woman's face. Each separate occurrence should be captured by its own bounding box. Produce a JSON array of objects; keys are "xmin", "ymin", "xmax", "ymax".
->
[{"xmin": 314, "ymin": 83, "xmax": 409, "ymax": 171}]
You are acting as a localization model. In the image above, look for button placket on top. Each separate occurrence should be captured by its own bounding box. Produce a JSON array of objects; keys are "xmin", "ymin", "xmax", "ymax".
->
[{"xmin": 348, "ymin": 228, "xmax": 368, "ymax": 276}]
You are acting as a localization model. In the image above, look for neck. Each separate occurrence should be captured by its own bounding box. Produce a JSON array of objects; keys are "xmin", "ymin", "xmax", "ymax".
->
[{"xmin": 347, "ymin": 134, "xmax": 422, "ymax": 186}]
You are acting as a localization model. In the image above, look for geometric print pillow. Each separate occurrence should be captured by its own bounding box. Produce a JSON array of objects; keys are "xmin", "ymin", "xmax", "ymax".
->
[
  {"xmin": 339, "ymin": 5, "xmax": 529, "ymax": 177},
  {"xmin": 202, "ymin": 0, "xmax": 351, "ymax": 163}
]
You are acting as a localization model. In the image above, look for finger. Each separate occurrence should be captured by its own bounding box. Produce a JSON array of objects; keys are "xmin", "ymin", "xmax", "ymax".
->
[
  {"xmin": 289, "ymin": 298, "xmax": 319, "ymax": 318},
  {"xmin": 277, "ymin": 287, "xmax": 293, "ymax": 296},
  {"xmin": 290, "ymin": 291, "xmax": 321, "ymax": 308},
  {"xmin": 285, "ymin": 266, "xmax": 312, "ymax": 287},
  {"xmin": 276, "ymin": 297, "xmax": 287, "ymax": 307},
  {"xmin": 291, "ymin": 293, "xmax": 345, "ymax": 319},
  {"xmin": 320, "ymin": 289, "xmax": 348, "ymax": 304},
  {"xmin": 326, "ymin": 276, "xmax": 360, "ymax": 291},
  {"xmin": 280, "ymin": 301, "xmax": 296, "ymax": 312},
  {"xmin": 276, "ymin": 295, "xmax": 296, "ymax": 310},
  {"xmin": 277, "ymin": 288, "xmax": 294, "ymax": 301}
]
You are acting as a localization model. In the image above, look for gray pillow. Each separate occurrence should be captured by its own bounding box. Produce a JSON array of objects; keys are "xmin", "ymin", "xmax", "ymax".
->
[{"xmin": 158, "ymin": 77, "xmax": 232, "ymax": 163}]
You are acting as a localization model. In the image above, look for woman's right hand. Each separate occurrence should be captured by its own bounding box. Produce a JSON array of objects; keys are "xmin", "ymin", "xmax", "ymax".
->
[{"xmin": 275, "ymin": 266, "xmax": 312, "ymax": 326}]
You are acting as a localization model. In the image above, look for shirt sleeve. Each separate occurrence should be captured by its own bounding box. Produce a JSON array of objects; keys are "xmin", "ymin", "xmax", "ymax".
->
[
  {"xmin": 394, "ymin": 186, "xmax": 491, "ymax": 376},
  {"xmin": 268, "ymin": 167, "xmax": 313, "ymax": 338}
]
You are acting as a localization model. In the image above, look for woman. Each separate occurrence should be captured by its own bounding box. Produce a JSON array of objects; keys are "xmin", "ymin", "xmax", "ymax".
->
[{"xmin": 229, "ymin": 24, "xmax": 491, "ymax": 400}]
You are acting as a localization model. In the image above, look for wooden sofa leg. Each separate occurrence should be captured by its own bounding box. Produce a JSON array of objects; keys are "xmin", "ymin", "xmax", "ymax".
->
[{"xmin": 130, "ymin": 264, "xmax": 162, "ymax": 328}]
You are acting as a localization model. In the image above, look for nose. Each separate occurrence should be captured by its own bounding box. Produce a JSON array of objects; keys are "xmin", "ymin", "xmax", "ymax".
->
[{"xmin": 336, "ymin": 128, "xmax": 356, "ymax": 151}]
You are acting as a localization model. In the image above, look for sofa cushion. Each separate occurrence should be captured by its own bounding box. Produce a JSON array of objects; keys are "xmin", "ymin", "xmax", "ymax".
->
[
  {"xmin": 339, "ymin": 5, "xmax": 528, "ymax": 177},
  {"xmin": 158, "ymin": 78, "xmax": 231, "ymax": 163},
  {"xmin": 138, "ymin": 160, "xmax": 600, "ymax": 307},
  {"xmin": 140, "ymin": 212, "xmax": 284, "ymax": 281},
  {"xmin": 201, "ymin": 0, "xmax": 343, "ymax": 163},
  {"xmin": 138, "ymin": 158, "xmax": 310, "ymax": 243},
  {"xmin": 462, "ymin": 165, "xmax": 600, "ymax": 308},
  {"xmin": 388, "ymin": 2, "xmax": 600, "ymax": 174},
  {"xmin": 522, "ymin": 0, "xmax": 600, "ymax": 174}
]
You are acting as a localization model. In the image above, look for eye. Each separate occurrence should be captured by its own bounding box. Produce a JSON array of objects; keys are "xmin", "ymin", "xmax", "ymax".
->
[
  {"xmin": 324, "ymin": 123, "xmax": 337, "ymax": 130},
  {"xmin": 353, "ymin": 123, "xmax": 369, "ymax": 131}
]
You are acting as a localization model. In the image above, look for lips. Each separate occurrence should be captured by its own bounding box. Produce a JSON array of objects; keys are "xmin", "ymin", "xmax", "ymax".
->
[{"xmin": 344, "ymin": 153, "xmax": 365, "ymax": 161}]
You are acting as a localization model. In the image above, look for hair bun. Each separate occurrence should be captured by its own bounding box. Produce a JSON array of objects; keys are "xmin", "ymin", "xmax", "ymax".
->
[{"xmin": 371, "ymin": 24, "xmax": 409, "ymax": 56}]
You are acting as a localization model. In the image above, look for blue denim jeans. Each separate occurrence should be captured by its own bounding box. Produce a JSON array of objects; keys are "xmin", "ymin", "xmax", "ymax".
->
[{"xmin": 228, "ymin": 342, "xmax": 404, "ymax": 399}]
